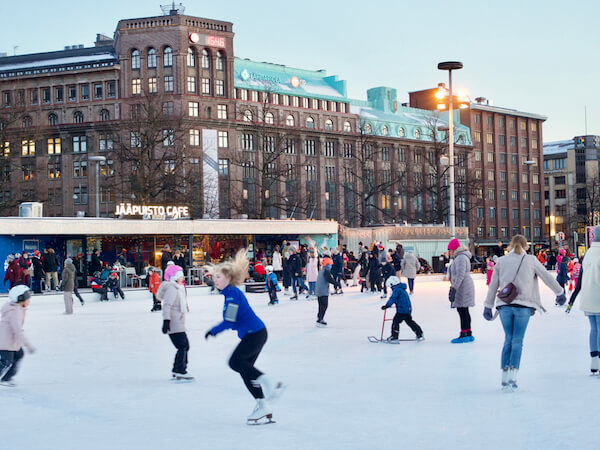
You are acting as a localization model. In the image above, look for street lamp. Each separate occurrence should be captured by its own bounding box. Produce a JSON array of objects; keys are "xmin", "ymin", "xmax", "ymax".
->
[
  {"xmin": 524, "ymin": 160, "xmax": 536, "ymax": 250},
  {"xmin": 437, "ymin": 61, "xmax": 464, "ymax": 239},
  {"xmin": 88, "ymin": 156, "xmax": 106, "ymax": 218}
]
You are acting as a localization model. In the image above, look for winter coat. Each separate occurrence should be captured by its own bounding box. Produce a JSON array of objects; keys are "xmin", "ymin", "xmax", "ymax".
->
[
  {"xmin": 486, "ymin": 262, "xmax": 495, "ymax": 286},
  {"xmin": 32, "ymin": 257, "xmax": 44, "ymax": 278},
  {"xmin": 148, "ymin": 272, "xmax": 161, "ymax": 295},
  {"xmin": 159, "ymin": 281, "xmax": 187, "ymax": 334},
  {"xmin": 282, "ymin": 256, "xmax": 291, "ymax": 287},
  {"xmin": 332, "ymin": 253, "xmax": 343, "ymax": 276},
  {"xmin": 484, "ymin": 250, "xmax": 564, "ymax": 311},
  {"xmin": 380, "ymin": 262, "xmax": 395, "ymax": 280},
  {"xmin": 42, "ymin": 251, "xmax": 58, "ymax": 272},
  {"xmin": 448, "ymin": 247, "xmax": 475, "ymax": 308},
  {"xmin": 0, "ymin": 301, "xmax": 33, "ymax": 352},
  {"xmin": 384, "ymin": 283, "xmax": 412, "ymax": 314},
  {"xmin": 288, "ymin": 253, "xmax": 303, "ymax": 278},
  {"xmin": 378, "ymin": 251, "xmax": 388, "ymax": 265},
  {"xmin": 306, "ymin": 257, "xmax": 319, "ymax": 283},
  {"xmin": 173, "ymin": 255, "xmax": 187, "ymax": 272},
  {"xmin": 160, "ymin": 250, "xmax": 172, "ymax": 272},
  {"xmin": 266, "ymin": 272, "xmax": 280, "ymax": 291},
  {"xmin": 396, "ymin": 246, "xmax": 405, "ymax": 260},
  {"xmin": 272, "ymin": 251, "xmax": 283, "ymax": 271},
  {"xmin": 90, "ymin": 253, "xmax": 103, "ymax": 274},
  {"xmin": 105, "ymin": 276, "xmax": 120, "ymax": 289},
  {"xmin": 210, "ymin": 285, "xmax": 265, "ymax": 339},
  {"xmin": 18, "ymin": 256, "xmax": 31, "ymax": 271},
  {"xmin": 61, "ymin": 263, "xmax": 76, "ymax": 292},
  {"xmin": 3, "ymin": 260, "xmax": 22, "ymax": 287},
  {"xmin": 557, "ymin": 262, "xmax": 569, "ymax": 284},
  {"xmin": 316, "ymin": 267, "xmax": 336, "ymax": 297},
  {"xmin": 401, "ymin": 253, "xmax": 421, "ymax": 279},
  {"xmin": 391, "ymin": 253, "xmax": 402, "ymax": 271},
  {"xmin": 570, "ymin": 242, "xmax": 600, "ymax": 314}
]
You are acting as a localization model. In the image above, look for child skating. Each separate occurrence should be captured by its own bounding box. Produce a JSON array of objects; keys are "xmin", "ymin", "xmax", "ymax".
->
[
  {"xmin": 0, "ymin": 285, "xmax": 36, "ymax": 387},
  {"xmin": 315, "ymin": 259, "xmax": 337, "ymax": 327},
  {"xmin": 204, "ymin": 249, "xmax": 284, "ymax": 425},
  {"xmin": 380, "ymin": 276, "xmax": 424, "ymax": 341},
  {"xmin": 265, "ymin": 265, "xmax": 280, "ymax": 305},
  {"xmin": 148, "ymin": 267, "xmax": 161, "ymax": 312}
]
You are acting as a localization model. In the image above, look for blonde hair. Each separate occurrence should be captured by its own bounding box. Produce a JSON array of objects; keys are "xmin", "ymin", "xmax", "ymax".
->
[
  {"xmin": 508, "ymin": 235, "xmax": 528, "ymax": 255},
  {"xmin": 204, "ymin": 248, "xmax": 249, "ymax": 286}
]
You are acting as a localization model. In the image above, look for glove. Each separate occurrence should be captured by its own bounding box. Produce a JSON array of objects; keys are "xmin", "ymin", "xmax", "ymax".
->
[
  {"xmin": 483, "ymin": 307, "xmax": 493, "ymax": 321},
  {"xmin": 161, "ymin": 320, "xmax": 170, "ymax": 334},
  {"xmin": 566, "ymin": 304, "xmax": 573, "ymax": 314},
  {"xmin": 556, "ymin": 293, "xmax": 567, "ymax": 306},
  {"xmin": 381, "ymin": 305, "xmax": 388, "ymax": 310},
  {"xmin": 448, "ymin": 287, "xmax": 456, "ymax": 303},
  {"xmin": 204, "ymin": 330, "xmax": 214, "ymax": 340},
  {"xmin": 26, "ymin": 346, "xmax": 36, "ymax": 354}
]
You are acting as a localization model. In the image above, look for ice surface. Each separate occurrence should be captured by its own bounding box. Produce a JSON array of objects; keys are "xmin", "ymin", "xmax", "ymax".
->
[{"xmin": 2, "ymin": 275, "xmax": 595, "ymax": 450}]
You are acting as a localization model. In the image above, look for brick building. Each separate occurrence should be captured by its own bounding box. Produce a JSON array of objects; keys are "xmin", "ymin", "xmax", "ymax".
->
[
  {"xmin": 0, "ymin": 8, "xmax": 474, "ymax": 231},
  {"xmin": 410, "ymin": 89, "xmax": 547, "ymax": 253}
]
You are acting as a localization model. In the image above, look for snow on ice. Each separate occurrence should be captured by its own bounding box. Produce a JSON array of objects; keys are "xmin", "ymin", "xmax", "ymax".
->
[{"xmin": 1, "ymin": 275, "xmax": 596, "ymax": 450}]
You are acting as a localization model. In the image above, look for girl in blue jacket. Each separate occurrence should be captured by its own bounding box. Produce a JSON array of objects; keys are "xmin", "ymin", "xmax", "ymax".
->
[
  {"xmin": 205, "ymin": 249, "xmax": 284, "ymax": 424},
  {"xmin": 380, "ymin": 276, "xmax": 424, "ymax": 341}
]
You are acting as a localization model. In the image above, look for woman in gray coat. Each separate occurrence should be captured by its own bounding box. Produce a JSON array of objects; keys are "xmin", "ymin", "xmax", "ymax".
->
[
  {"xmin": 60, "ymin": 259, "xmax": 76, "ymax": 315},
  {"xmin": 400, "ymin": 250, "xmax": 421, "ymax": 295},
  {"xmin": 447, "ymin": 239, "xmax": 475, "ymax": 343}
]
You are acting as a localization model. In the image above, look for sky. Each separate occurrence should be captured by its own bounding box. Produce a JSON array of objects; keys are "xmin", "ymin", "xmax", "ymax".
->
[{"xmin": 1, "ymin": 0, "xmax": 598, "ymax": 142}]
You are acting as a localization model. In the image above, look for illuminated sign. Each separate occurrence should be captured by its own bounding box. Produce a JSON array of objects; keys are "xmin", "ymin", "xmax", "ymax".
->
[
  {"xmin": 115, "ymin": 203, "xmax": 190, "ymax": 219},
  {"xmin": 189, "ymin": 33, "xmax": 225, "ymax": 47}
]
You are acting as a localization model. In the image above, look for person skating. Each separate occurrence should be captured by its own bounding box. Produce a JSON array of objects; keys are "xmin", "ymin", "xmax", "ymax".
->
[
  {"xmin": 204, "ymin": 249, "xmax": 284, "ymax": 425},
  {"xmin": 380, "ymin": 276, "xmax": 424, "ymax": 341},
  {"xmin": 331, "ymin": 248, "xmax": 344, "ymax": 295},
  {"xmin": 148, "ymin": 267, "xmax": 162, "ymax": 312},
  {"xmin": 288, "ymin": 247, "xmax": 308, "ymax": 300},
  {"xmin": 315, "ymin": 259, "xmax": 337, "ymax": 327},
  {"xmin": 265, "ymin": 266, "xmax": 280, "ymax": 305},
  {"xmin": 484, "ymin": 235, "xmax": 566, "ymax": 390},
  {"xmin": 566, "ymin": 225, "xmax": 600, "ymax": 375},
  {"xmin": 60, "ymin": 258, "xmax": 76, "ymax": 314},
  {"xmin": 305, "ymin": 249, "xmax": 318, "ymax": 299},
  {"xmin": 0, "ymin": 285, "xmax": 35, "ymax": 387},
  {"xmin": 379, "ymin": 260, "xmax": 395, "ymax": 299},
  {"xmin": 447, "ymin": 239, "xmax": 475, "ymax": 343},
  {"xmin": 282, "ymin": 251, "xmax": 292, "ymax": 296},
  {"xmin": 157, "ymin": 268, "xmax": 193, "ymax": 381},
  {"xmin": 401, "ymin": 250, "xmax": 421, "ymax": 295}
]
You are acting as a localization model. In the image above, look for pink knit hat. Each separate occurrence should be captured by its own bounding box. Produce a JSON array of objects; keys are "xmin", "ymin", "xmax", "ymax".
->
[{"xmin": 448, "ymin": 239, "xmax": 461, "ymax": 251}]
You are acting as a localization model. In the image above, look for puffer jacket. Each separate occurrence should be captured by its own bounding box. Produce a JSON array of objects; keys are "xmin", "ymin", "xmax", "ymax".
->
[
  {"xmin": 60, "ymin": 263, "xmax": 76, "ymax": 292},
  {"xmin": 316, "ymin": 267, "xmax": 336, "ymax": 297},
  {"xmin": 159, "ymin": 281, "xmax": 187, "ymax": 334},
  {"xmin": 448, "ymin": 246, "xmax": 475, "ymax": 308},
  {"xmin": 306, "ymin": 257, "xmax": 319, "ymax": 283},
  {"xmin": 484, "ymin": 250, "xmax": 564, "ymax": 311},
  {"xmin": 568, "ymin": 242, "xmax": 600, "ymax": 314},
  {"xmin": 0, "ymin": 301, "xmax": 33, "ymax": 352},
  {"xmin": 401, "ymin": 253, "xmax": 421, "ymax": 279},
  {"xmin": 384, "ymin": 283, "xmax": 412, "ymax": 314}
]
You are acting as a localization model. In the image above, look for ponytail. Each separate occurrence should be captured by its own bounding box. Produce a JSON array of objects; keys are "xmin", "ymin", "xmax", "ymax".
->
[{"xmin": 508, "ymin": 235, "xmax": 528, "ymax": 255}]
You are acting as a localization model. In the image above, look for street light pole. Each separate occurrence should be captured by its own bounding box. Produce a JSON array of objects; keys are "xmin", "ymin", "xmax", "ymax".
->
[
  {"xmin": 438, "ymin": 61, "xmax": 463, "ymax": 239},
  {"xmin": 89, "ymin": 156, "xmax": 106, "ymax": 218},
  {"xmin": 524, "ymin": 160, "xmax": 536, "ymax": 251}
]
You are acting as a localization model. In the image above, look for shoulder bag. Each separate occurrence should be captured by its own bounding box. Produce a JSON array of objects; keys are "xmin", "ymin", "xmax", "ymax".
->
[{"xmin": 497, "ymin": 254, "xmax": 526, "ymax": 303}]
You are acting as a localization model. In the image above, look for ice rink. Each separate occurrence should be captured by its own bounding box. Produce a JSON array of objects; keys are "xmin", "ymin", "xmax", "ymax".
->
[{"xmin": 2, "ymin": 275, "xmax": 596, "ymax": 450}]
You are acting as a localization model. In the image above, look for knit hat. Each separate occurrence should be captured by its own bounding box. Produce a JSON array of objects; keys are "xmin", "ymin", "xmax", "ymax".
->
[
  {"xmin": 170, "ymin": 270, "xmax": 184, "ymax": 282},
  {"xmin": 448, "ymin": 239, "xmax": 461, "ymax": 251},
  {"xmin": 6, "ymin": 254, "xmax": 14, "ymax": 262},
  {"xmin": 34, "ymin": 250, "xmax": 41, "ymax": 257},
  {"xmin": 164, "ymin": 264, "xmax": 183, "ymax": 281},
  {"xmin": 594, "ymin": 225, "xmax": 600, "ymax": 243},
  {"xmin": 65, "ymin": 258, "xmax": 73, "ymax": 264}
]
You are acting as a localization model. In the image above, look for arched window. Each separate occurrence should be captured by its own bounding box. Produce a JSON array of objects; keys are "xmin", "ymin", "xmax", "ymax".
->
[
  {"xmin": 243, "ymin": 110, "xmax": 253, "ymax": 122},
  {"xmin": 147, "ymin": 48, "xmax": 157, "ymax": 68},
  {"xmin": 216, "ymin": 51, "xmax": 224, "ymax": 71},
  {"xmin": 265, "ymin": 112, "xmax": 274, "ymax": 125},
  {"xmin": 201, "ymin": 49, "xmax": 210, "ymax": 69},
  {"xmin": 306, "ymin": 116, "xmax": 314, "ymax": 128},
  {"xmin": 22, "ymin": 116, "xmax": 32, "ymax": 128},
  {"xmin": 100, "ymin": 109, "xmax": 110, "ymax": 121},
  {"xmin": 398, "ymin": 127, "xmax": 405, "ymax": 137},
  {"xmin": 73, "ymin": 111, "xmax": 84, "ymax": 124},
  {"xmin": 48, "ymin": 113, "xmax": 58, "ymax": 126},
  {"xmin": 131, "ymin": 49, "xmax": 140, "ymax": 69},
  {"xmin": 187, "ymin": 48, "xmax": 195, "ymax": 67},
  {"xmin": 381, "ymin": 125, "xmax": 388, "ymax": 136},
  {"xmin": 286, "ymin": 115, "xmax": 295, "ymax": 127},
  {"xmin": 457, "ymin": 134, "xmax": 465, "ymax": 144},
  {"xmin": 414, "ymin": 128, "xmax": 421, "ymax": 139},
  {"xmin": 325, "ymin": 119, "xmax": 334, "ymax": 131},
  {"xmin": 364, "ymin": 123, "xmax": 372, "ymax": 134},
  {"xmin": 163, "ymin": 47, "xmax": 172, "ymax": 67},
  {"xmin": 343, "ymin": 121, "xmax": 351, "ymax": 132}
]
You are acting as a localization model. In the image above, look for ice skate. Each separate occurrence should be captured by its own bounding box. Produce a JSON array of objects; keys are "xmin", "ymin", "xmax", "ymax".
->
[
  {"xmin": 0, "ymin": 380, "xmax": 16, "ymax": 387},
  {"xmin": 380, "ymin": 293, "xmax": 387, "ymax": 299},
  {"xmin": 508, "ymin": 368, "xmax": 518, "ymax": 390},
  {"xmin": 290, "ymin": 295, "xmax": 298, "ymax": 300},
  {"xmin": 171, "ymin": 372, "xmax": 195, "ymax": 382},
  {"xmin": 591, "ymin": 356, "xmax": 599, "ymax": 375},
  {"xmin": 247, "ymin": 399, "xmax": 275, "ymax": 425},
  {"xmin": 416, "ymin": 335, "xmax": 425, "ymax": 342},
  {"xmin": 501, "ymin": 368, "xmax": 510, "ymax": 390},
  {"xmin": 254, "ymin": 374, "xmax": 286, "ymax": 402},
  {"xmin": 386, "ymin": 335, "xmax": 399, "ymax": 342},
  {"xmin": 316, "ymin": 319, "xmax": 328, "ymax": 327}
]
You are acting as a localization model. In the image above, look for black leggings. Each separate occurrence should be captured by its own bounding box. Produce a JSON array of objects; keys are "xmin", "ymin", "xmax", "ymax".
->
[
  {"xmin": 457, "ymin": 307, "xmax": 472, "ymax": 334},
  {"xmin": 317, "ymin": 296, "xmax": 329, "ymax": 321},
  {"xmin": 229, "ymin": 328, "xmax": 268, "ymax": 399},
  {"xmin": 169, "ymin": 332, "xmax": 189, "ymax": 375}
]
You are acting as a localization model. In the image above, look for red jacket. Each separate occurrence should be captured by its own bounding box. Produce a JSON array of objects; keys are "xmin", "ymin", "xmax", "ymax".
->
[
  {"xmin": 148, "ymin": 272, "xmax": 161, "ymax": 294},
  {"xmin": 3, "ymin": 260, "xmax": 23, "ymax": 287}
]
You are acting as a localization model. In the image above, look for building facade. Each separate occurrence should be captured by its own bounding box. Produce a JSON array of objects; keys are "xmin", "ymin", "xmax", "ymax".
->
[
  {"xmin": 1, "ymin": 8, "xmax": 475, "ymax": 231},
  {"xmin": 410, "ymin": 89, "xmax": 547, "ymax": 253}
]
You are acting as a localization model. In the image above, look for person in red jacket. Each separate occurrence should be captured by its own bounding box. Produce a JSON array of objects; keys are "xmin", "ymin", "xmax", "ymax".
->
[
  {"xmin": 3, "ymin": 255, "xmax": 23, "ymax": 289},
  {"xmin": 148, "ymin": 267, "xmax": 162, "ymax": 312}
]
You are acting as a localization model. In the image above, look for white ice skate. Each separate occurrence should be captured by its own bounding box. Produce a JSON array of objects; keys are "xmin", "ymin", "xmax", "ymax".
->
[
  {"xmin": 171, "ymin": 372, "xmax": 195, "ymax": 382},
  {"xmin": 507, "ymin": 368, "xmax": 518, "ymax": 391},
  {"xmin": 254, "ymin": 374, "xmax": 286, "ymax": 402},
  {"xmin": 591, "ymin": 356, "xmax": 600, "ymax": 375},
  {"xmin": 247, "ymin": 399, "xmax": 275, "ymax": 425},
  {"xmin": 501, "ymin": 368, "xmax": 510, "ymax": 391},
  {"xmin": 0, "ymin": 380, "xmax": 16, "ymax": 387}
]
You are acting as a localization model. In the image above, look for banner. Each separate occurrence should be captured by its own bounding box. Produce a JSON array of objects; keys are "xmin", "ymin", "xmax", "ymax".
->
[{"xmin": 202, "ymin": 129, "xmax": 219, "ymax": 219}]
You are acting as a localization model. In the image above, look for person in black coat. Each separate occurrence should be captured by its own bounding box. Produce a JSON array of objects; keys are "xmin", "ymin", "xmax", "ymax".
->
[
  {"xmin": 42, "ymin": 247, "xmax": 59, "ymax": 291},
  {"xmin": 288, "ymin": 247, "xmax": 308, "ymax": 300},
  {"xmin": 331, "ymin": 248, "xmax": 344, "ymax": 295},
  {"xmin": 90, "ymin": 249, "xmax": 103, "ymax": 275},
  {"xmin": 161, "ymin": 245, "xmax": 172, "ymax": 273},
  {"xmin": 379, "ymin": 260, "xmax": 395, "ymax": 298},
  {"xmin": 173, "ymin": 250, "xmax": 187, "ymax": 273},
  {"xmin": 282, "ymin": 251, "xmax": 292, "ymax": 294},
  {"xmin": 391, "ymin": 249, "xmax": 402, "ymax": 277},
  {"xmin": 31, "ymin": 250, "xmax": 44, "ymax": 294},
  {"xmin": 367, "ymin": 253, "xmax": 380, "ymax": 293}
]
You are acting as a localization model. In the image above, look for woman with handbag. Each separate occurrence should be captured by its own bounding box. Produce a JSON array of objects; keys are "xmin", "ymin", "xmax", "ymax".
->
[{"xmin": 483, "ymin": 235, "xmax": 566, "ymax": 390}]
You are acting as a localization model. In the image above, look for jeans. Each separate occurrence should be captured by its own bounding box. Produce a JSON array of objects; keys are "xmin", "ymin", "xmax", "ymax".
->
[
  {"xmin": 169, "ymin": 332, "xmax": 189, "ymax": 375},
  {"xmin": 0, "ymin": 348, "xmax": 24, "ymax": 381},
  {"xmin": 291, "ymin": 276, "xmax": 307, "ymax": 295},
  {"xmin": 407, "ymin": 278, "xmax": 415, "ymax": 293},
  {"xmin": 308, "ymin": 281, "xmax": 316, "ymax": 296},
  {"xmin": 498, "ymin": 306, "xmax": 531, "ymax": 369},
  {"xmin": 588, "ymin": 315, "xmax": 600, "ymax": 355},
  {"xmin": 229, "ymin": 328, "xmax": 267, "ymax": 399}
]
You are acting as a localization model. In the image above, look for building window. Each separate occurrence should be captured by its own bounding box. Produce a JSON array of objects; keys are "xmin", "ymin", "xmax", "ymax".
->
[
  {"xmin": 510, "ymin": 136, "xmax": 516, "ymax": 147},
  {"xmin": 21, "ymin": 116, "xmax": 32, "ymax": 128},
  {"xmin": 202, "ymin": 78, "xmax": 210, "ymax": 95},
  {"xmin": 42, "ymin": 87, "xmax": 51, "ymax": 104},
  {"xmin": 187, "ymin": 48, "xmax": 195, "ymax": 67},
  {"xmin": 474, "ymin": 151, "xmax": 481, "ymax": 161},
  {"xmin": 189, "ymin": 129, "xmax": 200, "ymax": 146},
  {"xmin": 324, "ymin": 141, "xmax": 335, "ymax": 158},
  {"xmin": 522, "ymin": 191, "xmax": 529, "ymax": 201},
  {"xmin": 30, "ymin": 89, "xmax": 38, "ymax": 105},
  {"xmin": 531, "ymin": 122, "xmax": 537, "ymax": 132},
  {"xmin": 499, "ymin": 153, "xmax": 506, "ymax": 163},
  {"xmin": 132, "ymin": 79, "xmax": 141, "ymax": 95},
  {"xmin": 164, "ymin": 76, "xmax": 174, "ymax": 92},
  {"xmin": 240, "ymin": 134, "xmax": 254, "ymax": 151},
  {"xmin": 342, "ymin": 121, "xmax": 352, "ymax": 133},
  {"xmin": 554, "ymin": 176, "xmax": 566, "ymax": 185},
  {"xmin": 486, "ymin": 115, "xmax": 493, "ymax": 126},
  {"xmin": 162, "ymin": 102, "xmax": 173, "ymax": 115},
  {"xmin": 501, "ymin": 207, "xmax": 507, "ymax": 219},
  {"xmin": 47, "ymin": 162, "xmax": 61, "ymax": 180},
  {"xmin": 100, "ymin": 109, "xmax": 110, "ymax": 121},
  {"xmin": 521, "ymin": 136, "xmax": 527, "ymax": 147},
  {"xmin": 148, "ymin": 48, "xmax": 157, "ymax": 68},
  {"xmin": 215, "ymin": 80, "xmax": 224, "ymax": 96},
  {"xmin": 216, "ymin": 51, "xmax": 224, "ymax": 71},
  {"xmin": 146, "ymin": 77, "xmax": 157, "ymax": 94},
  {"xmin": 381, "ymin": 124, "xmax": 388, "ymax": 136},
  {"xmin": 55, "ymin": 87, "xmax": 64, "ymax": 103},
  {"xmin": 381, "ymin": 146, "xmax": 390, "ymax": 161},
  {"xmin": 521, "ymin": 173, "xmax": 529, "ymax": 184},
  {"xmin": 500, "ymin": 171, "xmax": 506, "ymax": 182},
  {"xmin": 477, "ymin": 207, "xmax": 484, "ymax": 219},
  {"xmin": 486, "ymin": 133, "xmax": 493, "ymax": 144},
  {"xmin": 73, "ymin": 160, "xmax": 87, "ymax": 178},
  {"xmin": 488, "ymin": 189, "xmax": 495, "ymax": 200},
  {"xmin": 73, "ymin": 186, "xmax": 88, "ymax": 205},
  {"xmin": 99, "ymin": 135, "xmax": 113, "ymax": 152},
  {"xmin": 489, "ymin": 207, "xmax": 496, "ymax": 219},
  {"xmin": 188, "ymin": 102, "xmax": 199, "ymax": 117},
  {"xmin": 73, "ymin": 136, "xmax": 86, "ymax": 153},
  {"xmin": 532, "ymin": 138, "xmax": 538, "ymax": 149},
  {"xmin": 218, "ymin": 105, "xmax": 227, "ymax": 120},
  {"xmin": 512, "ymin": 190, "xmax": 518, "ymax": 201},
  {"xmin": 264, "ymin": 136, "xmax": 275, "ymax": 153},
  {"xmin": 306, "ymin": 117, "xmax": 314, "ymax": 128},
  {"xmin": 94, "ymin": 83, "xmax": 103, "ymax": 99},
  {"xmin": 163, "ymin": 129, "xmax": 174, "ymax": 147},
  {"xmin": 187, "ymin": 76, "xmax": 196, "ymax": 93},
  {"xmin": 501, "ymin": 227, "xmax": 508, "ymax": 237},
  {"xmin": 487, "ymin": 152, "xmax": 494, "ymax": 163},
  {"xmin": 512, "ymin": 208, "xmax": 519, "ymax": 220},
  {"xmin": 218, "ymin": 159, "xmax": 229, "ymax": 176},
  {"xmin": 163, "ymin": 47, "xmax": 172, "ymax": 67},
  {"xmin": 477, "ymin": 226, "xmax": 484, "ymax": 237},
  {"xmin": 264, "ymin": 112, "xmax": 274, "ymax": 124},
  {"xmin": 473, "ymin": 131, "xmax": 481, "ymax": 142},
  {"xmin": 414, "ymin": 128, "xmax": 421, "ymax": 139},
  {"xmin": 553, "ymin": 159, "xmax": 566, "ymax": 169},
  {"xmin": 201, "ymin": 49, "xmax": 210, "ymax": 69},
  {"xmin": 500, "ymin": 190, "xmax": 507, "ymax": 200},
  {"xmin": 217, "ymin": 131, "xmax": 228, "ymax": 148},
  {"xmin": 286, "ymin": 115, "xmax": 295, "ymax": 127},
  {"xmin": 555, "ymin": 189, "xmax": 566, "ymax": 199},
  {"xmin": 304, "ymin": 139, "xmax": 316, "ymax": 156},
  {"xmin": 22, "ymin": 165, "xmax": 34, "ymax": 181},
  {"xmin": 322, "ymin": 119, "xmax": 333, "ymax": 131},
  {"xmin": 21, "ymin": 140, "xmax": 35, "ymax": 156},
  {"xmin": 131, "ymin": 49, "xmax": 140, "ymax": 69},
  {"xmin": 73, "ymin": 111, "xmax": 84, "ymax": 124},
  {"xmin": 343, "ymin": 143, "xmax": 354, "ymax": 159},
  {"xmin": 284, "ymin": 139, "xmax": 296, "ymax": 154},
  {"xmin": 489, "ymin": 226, "xmax": 497, "ymax": 237}
]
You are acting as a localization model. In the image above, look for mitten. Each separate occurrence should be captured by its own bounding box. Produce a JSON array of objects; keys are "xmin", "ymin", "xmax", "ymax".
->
[
  {"xmin": 449, "ymin": 287, "xmax": 456, "ymax": 303},
  {"xmin": 483, "ymin": 307, "xmax": 493, "ymax": 321},
  {"xmin": 162, "ymin": 320, "xmax": 170, "ymax": 334},
  {"xmin": 556, "ymin": 293, "xmax": 567, "ymax": 306},
  {"xmin": 380, "ymin": 305, "xmax": 387, "ymax": 310},
  {"xmin": 204, "ymin": 330, "xmax": 214, "ymax": 339}
]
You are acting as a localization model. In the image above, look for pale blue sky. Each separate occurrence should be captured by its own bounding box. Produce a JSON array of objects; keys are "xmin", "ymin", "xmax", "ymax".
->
[{"xmin": 1, "ymin": 0, "xmax": 598, "ymax": 142}]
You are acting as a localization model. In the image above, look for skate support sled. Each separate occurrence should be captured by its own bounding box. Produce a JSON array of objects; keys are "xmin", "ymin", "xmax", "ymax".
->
[{"xmin": 367, "ymin": 309, "xmax": 416, "ymax": 343}]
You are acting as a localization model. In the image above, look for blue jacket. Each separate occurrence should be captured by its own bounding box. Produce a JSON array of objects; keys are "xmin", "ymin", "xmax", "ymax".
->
[
  {"xmin": 267, "ymin": 272, "xmax": 280, "ymax": 291},
  {"xmin": 557, "ymin": 262, "xmax": 569, "ymax": 284},
  {"xmin": 210, "ymin": 285, "xmax": 266, "ymax": 339},
  {"xmin": 384, "ymin": 283, "xmax": 412, "ymax": 314},
  {"xmin": 332, "ymin": 253, "xmax": 343, "ymax": 276}
]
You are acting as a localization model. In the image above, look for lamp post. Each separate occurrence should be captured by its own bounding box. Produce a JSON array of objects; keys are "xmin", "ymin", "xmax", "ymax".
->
[
  {"xmin": 89, "ymin": 156, "xmax": 106, "ymax": 218},
  {"xmin": 524, "ymin": 160, "xmax": 536, "ymax": 251},
  {"xmin": 437, "ymin": 61, "xmax": 463, "ymax": 239}
]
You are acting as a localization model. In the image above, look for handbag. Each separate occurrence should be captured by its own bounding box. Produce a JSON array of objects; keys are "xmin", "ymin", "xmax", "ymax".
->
[{"xmin": 497, "ymin": 254, "xmax": 526, "ymax": 304}]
